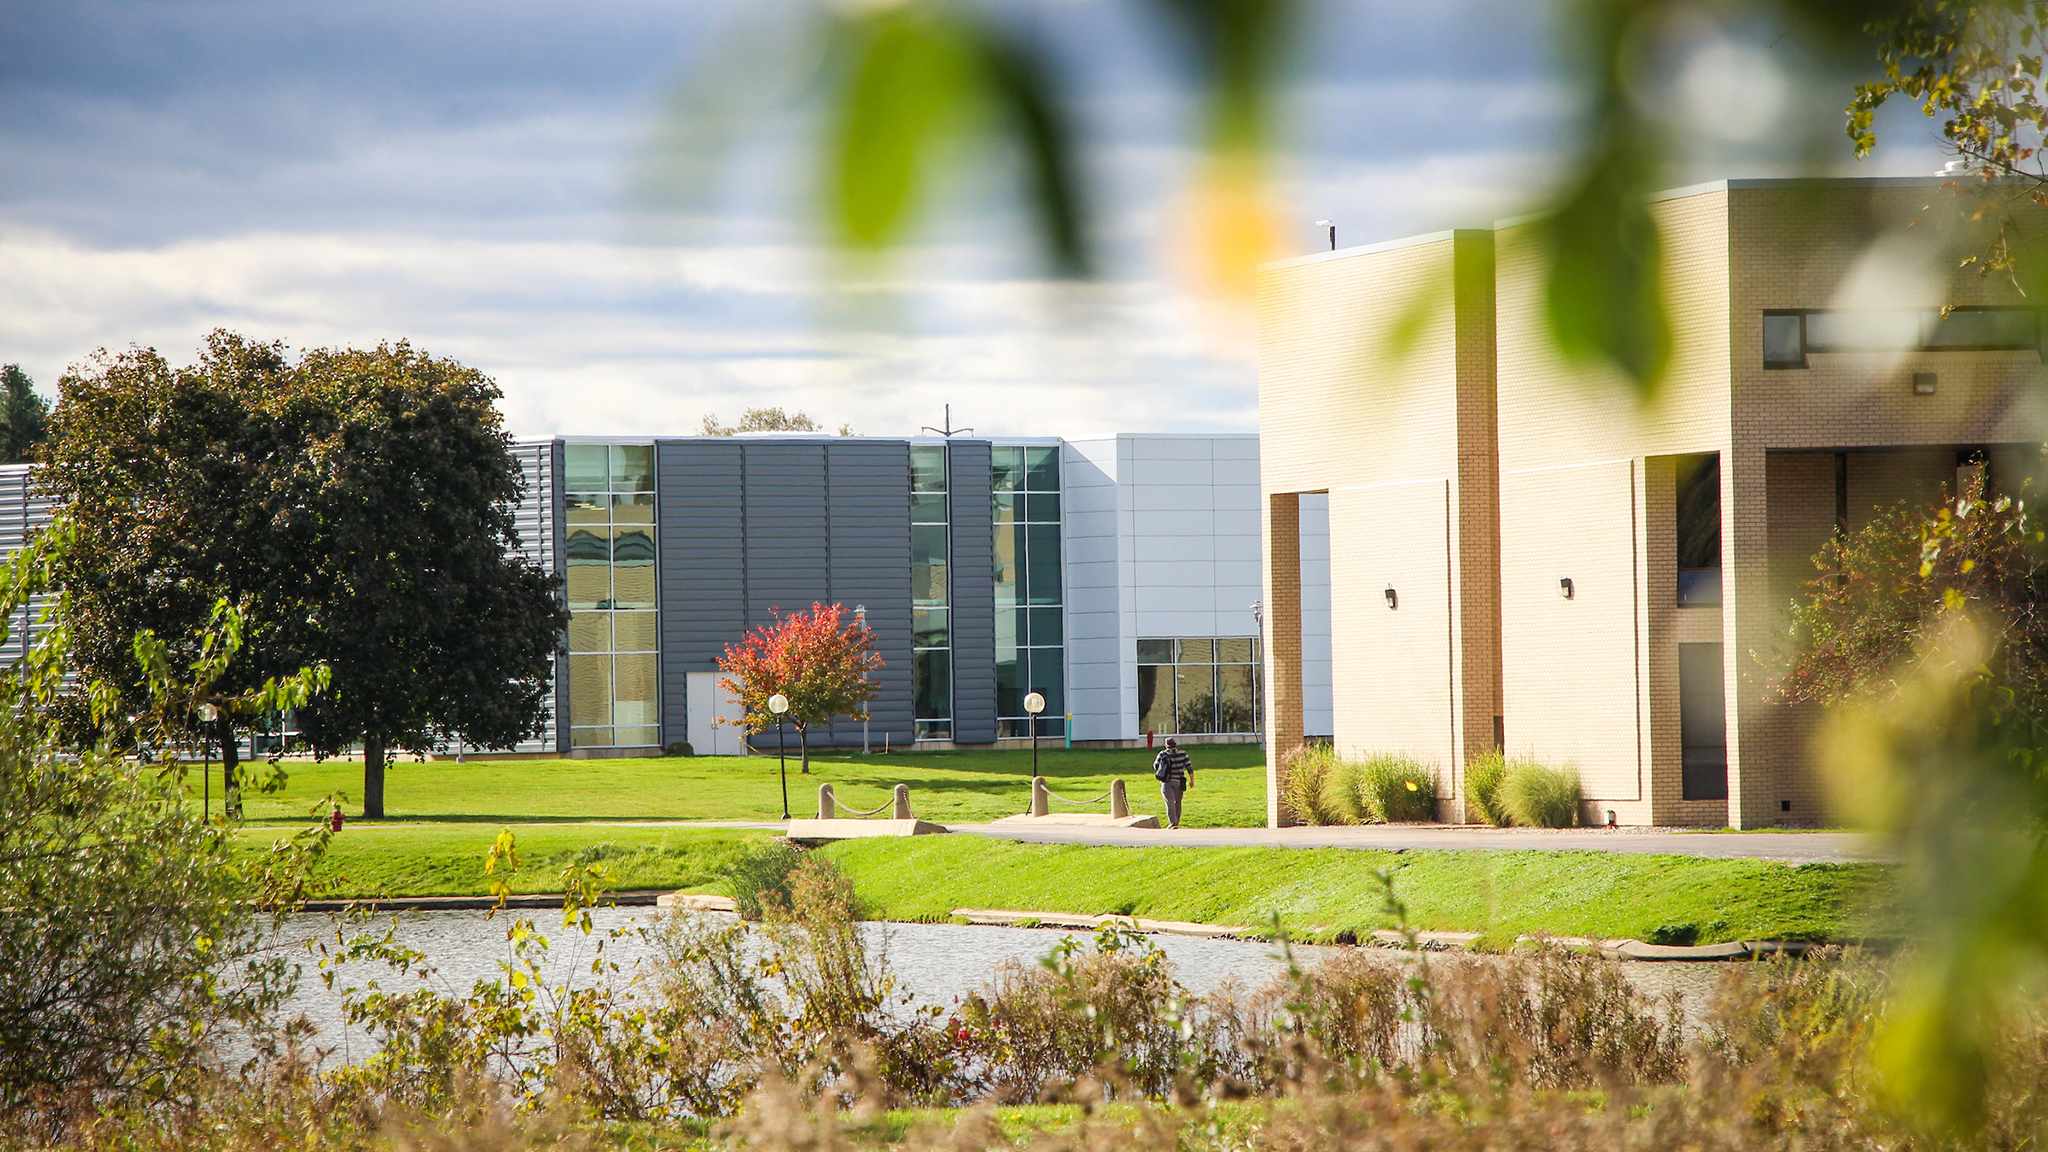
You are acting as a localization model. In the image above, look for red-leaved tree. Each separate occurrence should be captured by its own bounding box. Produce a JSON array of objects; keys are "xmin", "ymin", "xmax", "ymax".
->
[{"xmin": 717, "ymin": 602, "xmax": 881, "ymax": 773}]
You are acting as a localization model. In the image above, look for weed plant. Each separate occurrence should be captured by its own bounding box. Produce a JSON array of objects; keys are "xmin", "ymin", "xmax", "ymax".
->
[
  {"xmin": 726, "ymin": 838, "xmax": 806, "ymax": 920},
  {"xmin": 1501, "ymin": 759, "xmax": 1583, "ymax": 827}
]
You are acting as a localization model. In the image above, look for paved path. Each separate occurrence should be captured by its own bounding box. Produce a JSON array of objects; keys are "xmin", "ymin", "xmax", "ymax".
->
[
  {"xmin": 324, "ymin": 819, "xmax": 1890, "ymax": 864},
  {"xmin": 942, "ymin": 822, "xmax": 1892, "ymax": 863}
]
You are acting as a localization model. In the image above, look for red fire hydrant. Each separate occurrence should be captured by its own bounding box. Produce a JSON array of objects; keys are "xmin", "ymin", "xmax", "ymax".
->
[{"xmin": 329, "ymin": 805, "xmax": 346, "ymax": 833}]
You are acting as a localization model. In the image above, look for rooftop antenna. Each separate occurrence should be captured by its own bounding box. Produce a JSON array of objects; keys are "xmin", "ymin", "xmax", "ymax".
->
[
  {"xmin": 1315, "ymin": 220, "xmax": 1336, "ymax": 251},
  {"xmin": 920, "ymin": 404, "xmax": 973, "ymax": 438}
]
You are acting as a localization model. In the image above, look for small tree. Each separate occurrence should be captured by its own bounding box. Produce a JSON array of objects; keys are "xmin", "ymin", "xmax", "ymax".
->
[
  {"xmin": 717, "ymin": 602, "xmax": 880, "ymax": 774},
  {"xmin": 0, "ymin": 365, "xmax": 48, "ymax": 464}
]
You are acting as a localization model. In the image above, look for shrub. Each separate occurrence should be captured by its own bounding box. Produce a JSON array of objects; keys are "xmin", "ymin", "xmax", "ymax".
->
[
  {"xmin": 1355, "ymin": 753, "xmax": 1438, "ymax": 822},
  {"xmin": 1464, "ymin": 749, "xmax": 1508, "ymax": 825},
  {"xmin": 1315, "ymin": 756, "xmax": 1366, "ymax": 824},
  {"xmin": 1280, "ymin": 743, "xmax": 1346, "ymax": 825},
  {"xmin": 724, "ymin": 838, "xmax": 806, "ymax": 920},
  {"xmin": 1500, "ymin": 760, "xmax": 1582, "ymax": 827},
  {"xmin": 666, "ymin": 740, "xmax": 695, "ymax": 757}
]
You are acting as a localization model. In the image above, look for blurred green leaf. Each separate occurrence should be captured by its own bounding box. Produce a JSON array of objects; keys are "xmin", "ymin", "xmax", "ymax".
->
[{"xmin": 827, "ymin": 6, "xmax": 979, "ymax": 250}]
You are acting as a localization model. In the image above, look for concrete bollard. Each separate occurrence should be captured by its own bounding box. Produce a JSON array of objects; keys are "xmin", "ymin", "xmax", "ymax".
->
[
  {"xmin": 817, "ymin": 783, "xmax": 835, "ymax": 820},
  {"xmin": 893, "ymin": 782, "xmax": 912, "ymax": 820},
  {"xmin": 1111, "ymin": 778, "xmax": 1128, "ymax": 819},
  {"xmin": 1031, "ymin": 776, "xmax": 1049, "ymax": 817}
]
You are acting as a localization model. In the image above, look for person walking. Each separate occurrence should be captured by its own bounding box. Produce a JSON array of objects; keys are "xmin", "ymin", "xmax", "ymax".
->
[{"xmin": 1153, "ymin": 737, "xmax": 1193, "ymax": 829}]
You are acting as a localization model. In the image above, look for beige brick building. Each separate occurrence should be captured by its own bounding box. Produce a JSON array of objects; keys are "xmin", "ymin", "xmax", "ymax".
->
[{"xmin": 1258, "ymin": 178, "xmax": 2048, "ymax": 828}]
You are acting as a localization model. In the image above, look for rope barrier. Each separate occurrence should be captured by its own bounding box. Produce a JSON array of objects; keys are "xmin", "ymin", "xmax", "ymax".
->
[
  {"xmin": 832, "ymin": 796, "xmax": 897, "ymax": 817},
  {"xmin": 1045, "ymin": 787, "xmax": 1113, "ymax": 806},
  {"xmin": 814, "ymin": 782, "xmax": 915, "ymax": 820}
]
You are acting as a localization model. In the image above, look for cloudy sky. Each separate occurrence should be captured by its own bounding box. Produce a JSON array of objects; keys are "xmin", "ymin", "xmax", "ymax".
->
[{"xmin": 0, "ymin": 1, "xmax": 1949, "ymax": 440}]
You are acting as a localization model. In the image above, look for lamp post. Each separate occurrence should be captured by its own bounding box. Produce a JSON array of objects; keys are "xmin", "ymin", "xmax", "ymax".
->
[
  {"xmin": 197, "ymin": 702, "xmax": 218, "ymax": 822},
  {"xmin": 1023, "ymin": 691, "xmax": 1046, "ymax": 780},
  {"xmin": 768, "ymin": 693, "xmax": 791, "ymax": 820},
  {"xmin": 853, "ymin": 604, "xmax": 869, "ymax": 754}
]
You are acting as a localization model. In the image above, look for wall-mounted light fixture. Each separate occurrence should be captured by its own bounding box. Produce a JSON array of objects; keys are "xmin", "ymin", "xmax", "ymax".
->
[
  {"xmin": 1559, "ymin": 577, "xmax": 1574, "ymax": 599},
  {"xmin": 1383, "ymin": 586, "xmax": 1397, "ymax": 610},
  {"xmin": 1912, "ymin": 372, "xmax": 1937, "ymax": 395}
]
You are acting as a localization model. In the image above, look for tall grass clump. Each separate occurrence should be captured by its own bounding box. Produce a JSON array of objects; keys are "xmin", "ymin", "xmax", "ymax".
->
[
  {"xmin": 1500, "ymin": 759, "xmax": 1582, "ymax": 827},
  {"xmin": 1463, "ymin": 750, "xmax": 1507, "ymax": 825},
  {"xmin": 725, "ymin": 837, "xmax": 806, "ymax": 920},
  {"xmin": 1281, "ymin": 744, "xmax": 1357, "ymax": 825},
  {"xmin": 1356, "ymin": 753, "xmax": 1438, "ymax": 822}
]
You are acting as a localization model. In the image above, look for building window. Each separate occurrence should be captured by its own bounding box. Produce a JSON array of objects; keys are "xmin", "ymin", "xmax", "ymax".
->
[
  {"xmin": 911, "ymin": 445, "xmax": 951, "ymax": 740},
  {"xmin": 565, "ymin": 443, "xmax": 659, "ymax": 748},
  {"xmin": 1763, "ymin": 306, "xmax": 2041, "ymax": 368},
  {"xmin": 1675, "ymin": 453, "xmax": 1721, "ymax": 606},
  {"xmin": 994, "ymin": 445, "xmax": 1064, "ymax": 738},
  {"xmin": 1137, "ymin": 637, "xmax": 1262, "ymax": 736},
  {"xmin": 1679, "ymin": 642, "xmax": 1728, "ymax": 800}
]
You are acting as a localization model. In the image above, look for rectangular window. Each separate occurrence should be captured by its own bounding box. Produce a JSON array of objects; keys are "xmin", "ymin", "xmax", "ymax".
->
[
  {"xmin": 991, "ymin": 446, "xmax": 1025, "ymax": 492},
  {"xmin": 566, "ymin": 443, "xmax": 659, "ymax": 748},
  {"xmin": 1767, "ymin": 306, "xmax": 2041, "ymax": 365},
  {"xmin": 911, "ymin": 444, "xmax": 953, "ymax": 739},
  {"xmin": 1679, "ymin": 642, "xmax": 1728, "ymax": 800},
  {"xmin": 1762, "ymin": 313, "xmax": 1805, "ymax": 368},
  {"xmin": 1675, "ymin": 453, "xmax": 1721, "ymax": 606},
  {"xmin": 994, "ymin": 443, "xmax": 1065, "ymax": 738},
  {"xmin": 1135, "ymin": 637, "xmax": 1263, "ymax": 737}
]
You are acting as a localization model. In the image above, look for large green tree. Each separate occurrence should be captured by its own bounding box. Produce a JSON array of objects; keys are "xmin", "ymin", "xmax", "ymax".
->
[
  {"xmin": 42, "ymin": 334, "xmax": 300, "ymax": 804},
  {"xmin": 44, "ymin": 333, "xmax": 565, "ymax": 819},
  {"xmin": 271, "ymin": 342, "xmax": 565, "ymax": 818}
]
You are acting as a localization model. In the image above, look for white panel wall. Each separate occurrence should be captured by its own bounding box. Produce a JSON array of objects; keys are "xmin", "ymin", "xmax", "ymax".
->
[
  {"xmin": 1061, "ymin": 434, "xmax": 1263, "ymax": 741},
  {"xmin": 1298, "ymin": 493, "xmax": 1334, "ymax": 738}
]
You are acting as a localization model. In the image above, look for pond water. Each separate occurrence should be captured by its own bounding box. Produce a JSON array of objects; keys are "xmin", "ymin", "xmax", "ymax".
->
[{"xmin": 270, "ymin": 909, "xmax": 1728, "ymax": 1065}]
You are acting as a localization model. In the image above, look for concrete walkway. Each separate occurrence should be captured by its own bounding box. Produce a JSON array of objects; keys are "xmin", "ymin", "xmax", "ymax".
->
[{"xmin": 942, "ymin": 822, "xmax": 1892, "ymax": 863}]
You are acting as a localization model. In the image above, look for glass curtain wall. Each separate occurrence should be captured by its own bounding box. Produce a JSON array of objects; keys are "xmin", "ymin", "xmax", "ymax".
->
[
  {"xmin": 993, "ymin": 445, "xmax": 1063, "ymax": 738},
  {"xmin": 1137, "ymin": 638, "xmax": 1262, "ymax": 737},
  {"xmin": 911, "ymin": 446, "xmax": 952, "ymax": 740},
  {"xmin": 565, "ymin": 444, "xmax": 659, "ymax": 748}
]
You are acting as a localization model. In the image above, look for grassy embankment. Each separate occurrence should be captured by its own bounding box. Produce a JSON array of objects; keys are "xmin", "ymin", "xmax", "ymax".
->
[
  {"xmin": 250, "ymin": 822, "xmax": 1893, "ymax": 945},
  {"xmin": 209, "ymin": 744, "xmax": 1269, "ymax": 828}
]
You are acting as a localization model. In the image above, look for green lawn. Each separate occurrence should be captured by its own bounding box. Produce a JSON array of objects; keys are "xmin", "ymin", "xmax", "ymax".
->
[
  {"xmin": 244, "ymin": 822, "xmax": 1894, "ymax": 945},
  {"xmin": 204, "ymin": 745, "xmax": 1269, "ymax": 828}
]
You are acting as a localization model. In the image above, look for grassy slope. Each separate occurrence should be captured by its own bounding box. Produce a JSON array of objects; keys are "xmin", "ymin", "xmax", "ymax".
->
[
  {"xmin": 243, "ymin": 822, "xmax": 1890, "ymax": 944},
  {"xmin": 211, "ymin": 745, "xmax": 1268, "ymax": 828},
  {"xmin": 819, "ymin": 837, "xmax": 1891, "ymax": 944}
]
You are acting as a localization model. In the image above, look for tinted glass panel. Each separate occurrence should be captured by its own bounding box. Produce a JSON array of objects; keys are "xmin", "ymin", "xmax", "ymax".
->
[
  {"xmin": 1804, "ymin": 310, "xmax": 1921, "ymax": 350},
  {"xmin": 996, "ymin": 607, "xmax": 1021, "ymax": 650},
  {"xmin": 1029, "ymin": 606, "xmax": 1062, "ymax": 647},
  {"xmin": 1137, "ymin": 666, "xmax": 1173, "ymax": 736},
  {"xmin": 1025, "ymin": 650, "xmax": 1063, "ymax": 714},
  {"xmin": 569, "ymin": 655, "xmax": 612, "ymax": 726},
  {"xmin": 610, "ymin": 445, "xmax": 654, "ymax": 492},
  {"xmin": 1024, "ymin": 524, "xmax": 1061, "ymax": 605},
  {"xmin": 611, "ymin": 493, "xmax": 655, "ymax": 524},
  {"xmin": 913, "ymin": 608, "xmax": 949, "ymax": 649},
  {"xmin": 1175, "ymin": 664, "xmax": 1216, "ymax": 733},
  {"xmin": 1217, "ymin": 665, "xmax": 1257, "ymax": 733},
  {"xmin": 566, "ymin": 493, "xmax": 609, "ymax": 524},
  {"xmin": 613, "ymin": 611, "xmax": 658, "ymax": 651},
  {"xmin": 911, "ymin": 446, "xmax": 948, "ymax": 492},
  {"xmin": 611, "ymin": 528, "xmax": 657, "ymax": 608},
  {"xmin": 914, "ymin": 649, "xmax": 951, "ymax": 719},
  {"xmin": 1216, "ymin": 637, "xmax": 1254, "ymax": 663},
  {"xmin": 994, "ymin": 654, "xmax": 1020, "ymax": 718},
  {"xmin": 613, "ymin": 654, "xmax": 658, "ymax": 728},
  {"xmin": 992, "ymin": 492, "xmax": 1019, "ymax": 522},
  {"xmin": 991, "ymin": 447, "xmax": 1025, "ymax": 492},
  {"xmin": 1179, "ymin": 638, "xmax": 1215, "ymax": 663},
  {"xmin": 615, "ymin": 725, "xmax": 661, "ymax": 748},
  {"xmin": 1679, "ymin": 642, "xmax": 1729, "ymax": 800},
  {"xmin": 911, "ymin": 493, "xmax": 949, "ymax": 524},
  {"xmin": 1675, "ymin": 454, "xmax": 1720, "ymax": 573},
  {"xmin": 565, "ymin": 445, "xmax": 608, "ymax": 492},
  {"xmin": 1025, "ymin": 493, "xmax": 1060, "ymax": 522},
  {"xmin": 1025, "ymin": 446, "xmax": 1059, "ymax": 491},
  {"xmin": 571, "ymin": 726, "xmax": 615, "ymax": 748},
  {"xmin": 1924, "ymin": 307, "xmax": 2037, "ymax": 348},
  {"xmin": 568, "ymin": 612, "xmax": 610, "ymax": 653},
  {"xmin": 1136, "ymin": 639, "xmax": 1174, "ymax": 664},
  {"xmin": 911, "ymin": 524, "xmax": 949, "ymax": 605},
  {"xmin": 1762, "ymin": 314, "xmax": 1804, "ymax": 367},
  {"xmin": 992, "ymin": 523, "xmax": 1020, "ymax": 606}
]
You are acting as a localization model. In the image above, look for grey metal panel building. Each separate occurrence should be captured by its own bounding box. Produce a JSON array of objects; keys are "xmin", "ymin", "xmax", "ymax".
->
[
  {"xmin": 509, "ymin": 440, "xmax": 561, "ymax": 754},
  {"xmin": 655, "ymin": 438, "xmax": 747, "ymax": 683},
  {"xmin": 0, "ymin": 465, "xmax": 52, "ymax": 667},
  {"xmin": 947, "ymin": 441, "xmax": 998, "ymax": 744},
  {"xmin": 821, "ymin": 439, "xmax": 914, "ymax": 748}
]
